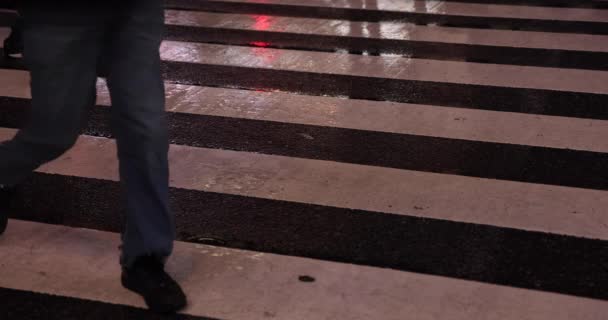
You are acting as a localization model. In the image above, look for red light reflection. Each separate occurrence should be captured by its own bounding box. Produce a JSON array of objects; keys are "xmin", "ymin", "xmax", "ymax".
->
[
  {"xmin": 248, "ymin": 15, "xmax": 280, "ymax": 73},
  {"xmin": 253, "ymin": 15, "xmax": 272, "ymax": 31},
  {"xmin": 250, "ymin": 41, "xmax": 271, "ymax": 48}
]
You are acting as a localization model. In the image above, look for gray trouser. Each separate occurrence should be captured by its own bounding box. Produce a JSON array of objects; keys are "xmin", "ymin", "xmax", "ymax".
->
[{"xmin": 0, "ymin": 0, "xmax": 174, "ymax": 267}]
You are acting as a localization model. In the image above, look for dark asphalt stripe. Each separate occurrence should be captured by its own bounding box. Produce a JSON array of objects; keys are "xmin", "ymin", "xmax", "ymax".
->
[
  {"xmin": 160, "ymin": 61, "xmax": 608, "ymax": 121},
  {"xmin": 1, "ymin": 13, "xmax": 606, "ymax": 72},
  {"xmin": 427, "ymin": 0, "xmax": 608, "ymax": 9},
  {"xmin": 0, "ymin": 56, "xmax": 602, "ymax": 123},
  {"xmin": 1, "ymin": 57, "xmax": 607, "ymax": 120},
  {"xmin": 0, "ymin": 96, "xmax": 606, "ymax": 190},
  {"xmin": 2, "ymin": 15, "xmax": 605, "ymax": 71},
  {"xmin": 9, "ymin": 172, "xmax": 608, "ymax": 301},
  {"xmin": 0, "ymin": 287, "xmax": 219, "ymax": 320},
  {"xmin": 165, "ymin": 25, "xmax": 608, "ymax": 71},
  {"xmin": 0, "ymin": 2, "xmax": 606, "ymax": 33},
  {"xmin": 164, "ymin": 0, "xmax": 608, "ymax": 35}
]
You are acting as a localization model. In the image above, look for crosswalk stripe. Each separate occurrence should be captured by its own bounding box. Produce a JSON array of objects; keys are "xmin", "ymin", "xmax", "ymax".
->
[
  {"xmin": 3, "ymin": 10, "xmax": 608, "ymax": 55},
  {"xmin": 162, "ymin": 11, "xmax": 608, "ymax": 70},
  {"xmin": 1, "ymin": 129, "xmax": 606, "ymax": 297},
  {"xmin": 428, "ymin": 0, "xmax": 607, "ymax": 9},
  {"xmin": 0, "ymin": 2, "xmax": 607, "ymax": 316},
  {"xmin": 108, "ymin": 80, "xmax": 608, "ymax": 154},
  {"xmin": 4, "ymin": 18, "xmax": 607, "ymax": 71},
  {"xmin": 161, "ymin": 41, "xmax": 608, "ymax": 119},
  {"xmin": 14, "ymin": 130, "xmax": 606, "ymax": 242},
  {"xmin": 13, "ymin": 170, "xmax": 608, "ymax": 300},
  {"xmin": 164, "ymin": 0, "xmax": 608, "ymax": 34},
  {"xmin": 3, "ymin": 29, "xmax": 608, "ymax": 120},
  {"xmin": 161, "ymin": 29, "xmax": 608, "ymax": 72},
  {"xmin": 158, "ymin": 60, "xmax": 608, "ymax": 120},
  {"xmin": 2, "ymin": 219, "xmax": 607, "ymax": 319},
  {"xmin": 1, "ymin": 95, "xmax": 607, "ymax": 190},
  {"xmin": 3, "ymin": 72, "xmax": 603, "ymax": 236},
  {"xmin": 168, "ymin": 0, "xmax": 608, "ymax": 23},
  {"xmin": 2, "ymin": 69, "xmax": 606, "ymax": 154},
  {"xmin": 163, "ymin": 10, "xmax": 608, "ymax": 53},
  {"xmin": 0, "ymin": 49, "xmax": 607, "ymax": 155},
  {"xmin": 159, "ymin": 41, "xmax": 608, "ymax": 94},
  {"xmin": 6, "ymin": 13, "xmax": 608, "ymax": 72}
]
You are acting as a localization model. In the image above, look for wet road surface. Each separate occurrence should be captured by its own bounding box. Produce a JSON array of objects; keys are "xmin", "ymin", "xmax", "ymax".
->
[{"xmin": 0, "ymin": 1, "xmax": 607, "ymax": 319}]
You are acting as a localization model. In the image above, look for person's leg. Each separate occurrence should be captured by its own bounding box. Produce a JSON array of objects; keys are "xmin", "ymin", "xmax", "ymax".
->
[
  {"xmin": 0, "ymin": 23, "xmax": 100, "ymax": 186},
  {"xmin": 0, "ymin": 22, "xmax": 101, "ymax": 233},
  {"xmin": 105, "ymin": 1, "xmax": 185, "ymax": 312},
  {"xmin": 105, "ymin": 0, "xmax": 173, "ymax": 269}
]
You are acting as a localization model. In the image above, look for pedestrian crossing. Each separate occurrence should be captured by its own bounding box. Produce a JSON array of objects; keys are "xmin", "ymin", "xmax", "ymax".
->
[
  {"xmin": 157, "ymin": 40, "xmax": 608, "ymax": 93},
  {"xmin": 164, "ymin": 0, "xmax": 608, "ymax": 34},
  {"xmin": 0, "ymin": 1, "xmax": 607, "ymax": 319},
  {"xmin": 4, "ymin": 220, "xmax": 606, "ymax": 320},
  {"xmin": 168, "ymin": 0, "xmax": 608, "ymax": 22},
  {"xmin": 163, "ymin": 9, "xmax": 608, "ymax": 58}
]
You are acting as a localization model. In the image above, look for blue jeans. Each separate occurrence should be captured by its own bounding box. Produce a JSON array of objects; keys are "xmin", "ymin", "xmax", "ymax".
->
[{"xmin": 0, "ymin": 0, "xmax": 174, "ymax": 267}]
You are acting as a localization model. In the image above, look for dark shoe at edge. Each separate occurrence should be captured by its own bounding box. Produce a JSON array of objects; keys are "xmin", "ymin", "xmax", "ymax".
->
[
  {"xmin": 3, "ymin": 36, "xmax": 23, "ymax": 59},
  {"xmin": 121, "ymin": 256, "xmax": 187, "ymax": 314},
  {"xmin": 0, "ymin": 186, "xmax": 12, "ymax": 235}
]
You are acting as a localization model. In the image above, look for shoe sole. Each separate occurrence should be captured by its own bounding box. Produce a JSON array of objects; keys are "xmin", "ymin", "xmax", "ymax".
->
[
  {"xmin": 4, "ymin": 53, "xmax": 22, "ymax": 59},
  {"xmin": 121, "ymin": 275, "xmax": 187, "ymax": 314},
  {"xmin": 3, "ymin": 40, "xmax": 23, "ymax": 59}
]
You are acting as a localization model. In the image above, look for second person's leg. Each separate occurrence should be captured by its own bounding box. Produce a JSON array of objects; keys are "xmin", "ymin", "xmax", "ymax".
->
[
  {"xmin": 0, "ymin": 22, "xmax": 102, "ymax": 234},
  {"xmin": 105, "ymin": 1, "xmax": 186, "ymax": 313},
  {"xmin": 0, "ymin": 22, "xmax": 101, "ymax": 187},
  {"xmin": 106, "ymin": 0, "xmax": 173, "ymax": 270}
]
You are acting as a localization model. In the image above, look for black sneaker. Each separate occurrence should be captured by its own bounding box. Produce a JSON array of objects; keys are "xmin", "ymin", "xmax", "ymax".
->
[
  {"xmin": 121, "ymin": 256, "xmax": 187, "ymax": 314},
  {"xmin": 3, "ymin": 35, "xmax": 22, "ymax": 59},
  {"xmin": 0, "ymin": 186, "xmax": 12, "ymax": 235}
]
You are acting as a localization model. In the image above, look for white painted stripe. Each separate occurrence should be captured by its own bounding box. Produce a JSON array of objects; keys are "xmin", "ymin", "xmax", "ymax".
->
[
  {"xmin": 144, "ymin": 82, "xmax": 608, "ymax": 154},
  {"xmin": 159, "ymin": 40, "xmax": 608, "ymax": 94},
  {"xmin": 7, "ymin": 9, "xmax": 608, "ymax": 58},
  {"xmin": 0, "ymin": 129, "xmax": 602, "ymax": 240},
  {"xmin": 0, "ymin": 69, "xmax": 606, "ymax": 154},
  {"xmin": 1, "ymin": 220, "xmax": 606, "ymax": 320},
  {"xmin": 164, "ymin": 10, "xmax": 608, "ymax": 53},
  {"xmin": 184, "ymin": 0, "xmax": 608, "ymax": 23}
]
